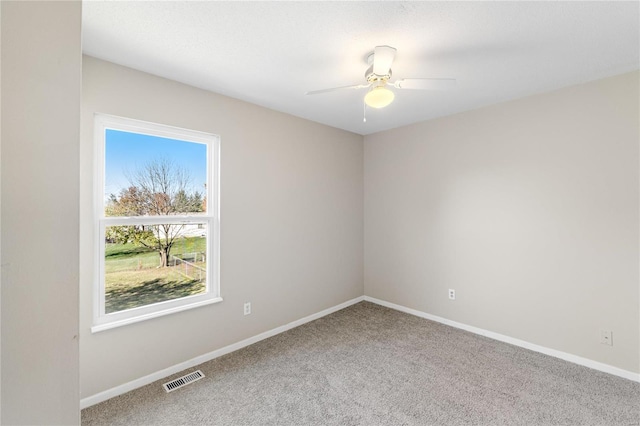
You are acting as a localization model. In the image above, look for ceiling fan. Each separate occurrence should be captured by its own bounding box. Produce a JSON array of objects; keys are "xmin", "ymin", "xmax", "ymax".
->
[{"xmin": 305, "ymin": 45, "xmax": 456, "ymax": 114}]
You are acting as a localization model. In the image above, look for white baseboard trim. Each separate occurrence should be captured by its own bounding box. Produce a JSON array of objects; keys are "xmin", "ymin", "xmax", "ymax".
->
[
  {"xmin": 80, "ymin": 295, "xmax": 365, "ymax": 409},
  {"xmin": 364, "ymin": 296, "xmax": 640, "ymax": 383}
]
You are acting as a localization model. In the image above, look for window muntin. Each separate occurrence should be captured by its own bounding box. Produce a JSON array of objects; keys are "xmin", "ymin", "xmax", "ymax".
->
[{"xmin": 93, "ymin": 114, "xmax": 220, "ymax": 332}]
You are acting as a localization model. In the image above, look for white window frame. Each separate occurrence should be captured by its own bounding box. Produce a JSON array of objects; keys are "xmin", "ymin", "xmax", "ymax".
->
[{"xmin": 92, "ymin": 114, "xmax": 221, "ymax": 333}]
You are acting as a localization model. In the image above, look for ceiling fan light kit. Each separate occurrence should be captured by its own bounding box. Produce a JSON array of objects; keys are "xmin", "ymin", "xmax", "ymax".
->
[
  {"xmin": 306, "ymin": 45, "xmax": 456, "ymax": 117},
  {"xmin": 364, "ymin": 85, "xmax": 395, "ymax": 108}
]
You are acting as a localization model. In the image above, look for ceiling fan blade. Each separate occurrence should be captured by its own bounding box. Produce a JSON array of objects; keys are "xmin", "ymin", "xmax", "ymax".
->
[
  {"xmin": 392, "ymin": 78, "xmax": 457, "ymax": 90},
  {"xmin": 373, "ymin": 45, "xmax": 397, "ymax": 75},
  {"xmin": 305, "ymin": 84, "xmax": 370, "ymax": 95}
]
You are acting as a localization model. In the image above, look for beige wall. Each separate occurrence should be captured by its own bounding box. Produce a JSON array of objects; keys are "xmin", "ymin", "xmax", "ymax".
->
[
  {"xmin": 364, "ymin": 72, "xmax": 640, "ymax": 373},
  {"xmin": 0, "ymin": 3, "xmax": 3, "ymax": 420},
  {"xmin": 1, "ymin": 1, "xmax": 81, "ymax": 424},
  {"xmin": 80, "ymin": 56, "xmax": 364, "ymax": 398},
  {"xmin": 0, "ymin": 3, "xmax": 3, "ymax": 419}
]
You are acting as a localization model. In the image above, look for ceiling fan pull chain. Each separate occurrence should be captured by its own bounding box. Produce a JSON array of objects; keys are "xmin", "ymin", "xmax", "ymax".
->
[{"xmin": 363, "ymin": 102, "xmax": 367, "ymax": 123}]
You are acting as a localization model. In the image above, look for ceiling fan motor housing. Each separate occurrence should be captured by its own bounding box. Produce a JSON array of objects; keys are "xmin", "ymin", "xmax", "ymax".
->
[{"xmin": 365, "ymin": 64, "xmax": 392, "ymax": 84}]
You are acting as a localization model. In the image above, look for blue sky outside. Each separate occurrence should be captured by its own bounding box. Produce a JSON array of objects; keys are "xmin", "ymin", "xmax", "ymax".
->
[{"xmin": 105, "ymin": 129, "xmax": 207, "ymax": 200}]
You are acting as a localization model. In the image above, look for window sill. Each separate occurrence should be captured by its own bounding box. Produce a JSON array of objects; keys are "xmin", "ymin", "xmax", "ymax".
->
[{"xmin": 91, "ymin": 296, "xmax": 223, "ymax": 333}]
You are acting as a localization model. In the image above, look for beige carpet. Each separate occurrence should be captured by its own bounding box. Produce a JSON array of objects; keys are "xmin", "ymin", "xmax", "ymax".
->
[{"xmin": 82, "ymin": 302, "xmax": 640, "ymax": 425}]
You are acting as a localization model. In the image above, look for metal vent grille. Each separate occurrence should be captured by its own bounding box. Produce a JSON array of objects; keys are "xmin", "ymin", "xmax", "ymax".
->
[{"xmin": 163, "ymin": 370, "xmax": 205, "ymax": 393}]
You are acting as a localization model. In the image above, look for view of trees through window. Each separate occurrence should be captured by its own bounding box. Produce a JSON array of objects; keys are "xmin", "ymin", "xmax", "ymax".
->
[{"xmin": 103, "ymin": 129, "xmax": 209, "ymax": 314}]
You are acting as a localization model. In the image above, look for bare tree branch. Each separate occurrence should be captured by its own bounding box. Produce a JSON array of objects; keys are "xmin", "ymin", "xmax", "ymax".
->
[{"xmin": 106, "ymin": 158, "xmax": 203, "ymax": 267}]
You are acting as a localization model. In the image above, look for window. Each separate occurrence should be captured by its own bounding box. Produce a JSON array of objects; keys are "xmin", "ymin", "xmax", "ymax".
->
[{"xmin": 93, "ymin": 114, "xmax": 220, "ymax": 332}]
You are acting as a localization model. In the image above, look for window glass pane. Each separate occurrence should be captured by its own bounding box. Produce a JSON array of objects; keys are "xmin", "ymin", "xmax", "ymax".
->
[
  {"xmin": 104, "ymin": 223, "xmax": 208, "ymax": 314},
  {"xmin": 104, "ymin": 129, "xmax": 207, "ymax": 216}
]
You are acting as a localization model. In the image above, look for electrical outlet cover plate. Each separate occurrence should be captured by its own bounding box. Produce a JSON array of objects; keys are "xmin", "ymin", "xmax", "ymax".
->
[
  {"xmin": 448, "ymin": 289, "xmax": 455, "ymax": 300},
  {"xmin": 244, "ymin": 302, "xmax": 251, "ymax": 315},
  {"xmin": 600, "ymin": 329, "xmax": 612, "ymax": 346}
]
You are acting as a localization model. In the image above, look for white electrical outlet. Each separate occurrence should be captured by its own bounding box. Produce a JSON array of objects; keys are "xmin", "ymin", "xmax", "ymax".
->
[
  {"xmin": 600, "ymin": 329, "xmax": 612, "ymax": 346},
  {"xmin": 244, "ymin": 302, "xmax": 251, "ymax": 316},
  {"xmin": 448, "ymin": 289, "xmax": 456, "ymax": 300}
]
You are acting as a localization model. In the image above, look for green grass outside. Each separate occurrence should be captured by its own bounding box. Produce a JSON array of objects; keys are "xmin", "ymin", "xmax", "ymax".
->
[{"xmin": 105, "ymin": 236, "xmax": 207, "ymax": 313}]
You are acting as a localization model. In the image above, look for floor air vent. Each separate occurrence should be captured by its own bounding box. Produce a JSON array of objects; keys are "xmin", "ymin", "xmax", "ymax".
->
[{"xmin": 163, "ymin": 370, "xmax": 205, "ymax": 393}]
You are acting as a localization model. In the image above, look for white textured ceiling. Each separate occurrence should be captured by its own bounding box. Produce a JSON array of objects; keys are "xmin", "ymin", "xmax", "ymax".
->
[{"xmin": 82, "ymin": 1, "xmax": 639, "ymax": 135}]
